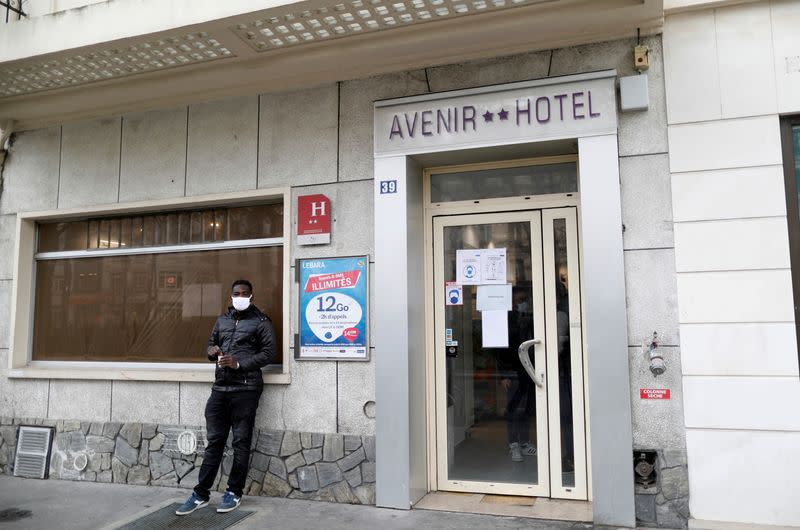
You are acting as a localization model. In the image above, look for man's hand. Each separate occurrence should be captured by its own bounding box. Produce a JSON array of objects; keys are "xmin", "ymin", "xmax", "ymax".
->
[
  {"xmin": 207, "ymin": 345, "xmax": 222, "ymax": 361},
  {"xmin": 217, "ymin": 354, "xmax": 240, "ymax": 369},
  {"xmin": 500, "ymin": 378, "xmax": 512, "ymax": 390}
]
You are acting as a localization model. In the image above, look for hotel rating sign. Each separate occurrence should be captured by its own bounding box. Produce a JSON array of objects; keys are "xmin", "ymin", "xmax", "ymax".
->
[{"xmin": 298, "ymin": 194, "xmax": 331, "ymax": 245}]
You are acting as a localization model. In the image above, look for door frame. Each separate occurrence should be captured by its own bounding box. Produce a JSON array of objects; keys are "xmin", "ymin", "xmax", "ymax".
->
[{"xmin": 422, "ymin": 155, "xmax": 591, "ymax": 499}]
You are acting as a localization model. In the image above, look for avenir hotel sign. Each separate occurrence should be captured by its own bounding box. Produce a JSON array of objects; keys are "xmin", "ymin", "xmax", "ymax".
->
[{"xmin": 374, "ymin": 71, "xmax": 618, "ymax": 156}]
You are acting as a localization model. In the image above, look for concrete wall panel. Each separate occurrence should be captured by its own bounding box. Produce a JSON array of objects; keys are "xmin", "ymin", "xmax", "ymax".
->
[
  {"xmin": 259, "ymin": 84, "xmax": 338, "ymax": 188},
  {"xmin": 47, "ymin": 380, "xmax": 111, "ymax": 422},
  {"xmin": 59, "ymin": 117, "xmax": 121, "ymax": 208},
  {"xmin": 186, "ymin": 96, "xmax": 257, "ymax": 196},
  {"xmin": 120, "ymin": 107, "xmax": 187, "ymax": 202},
  {"xmin": 772, "ymin": 0, "xmax": 800, "ymax": 113},
  {"xmin": 671, "ymin": 165, "xmax": 786, "ymax": 222},
  {"xmin": 0, "ymin": 126, "xmax": 61, "ymax": 214},
  {"xmin": 0, "ymin": 215, "xmax": 16, "ymax": 280},
  {"xmin": 674, "ymin": 217, "xmax": 790, "ymax": 272},
  {"xmin": 686, "ymin": 429, "xmax": 800, "ymax": 526},
  {"xmin": 619, "ymin": 154, "xmax": 674, "ymax": 250},
  {"xmin": 0, "ymin": 349, "xmax": 49, "ymax": 418},
  {"xmin": 337, "ymin": 360, "xmax": 375, "ymax": 435},
  {"xmin": 178, "ymin": 382, "xmax": 212, "ymax": 427},
  {"xmin": 426, "ymin": 50, "xmax": 550, "ymax": 92},
  {"xmin": 0, "ymin": 281, "xmax": 12, "ymax": 350},
  {"xmin": 680, "ymin": 322, "xmax": 799, "ymax": 377},
  {"xmin": 339, "ymin": 71, "xmax": 428, "ymax": 183},
  {"xmin": 111, "ymin": 381, "xmax": 179, "ymax": 424},
  {"xmin": 624, "ymin": 249, "xmax": 680, "ymax": 346}
]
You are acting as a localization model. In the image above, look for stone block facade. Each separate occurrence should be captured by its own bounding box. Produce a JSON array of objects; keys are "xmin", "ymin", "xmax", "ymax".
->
[
  {"xmin": 634, "ymin": 449, "xmax": 690, "ymax": 529},
  {"xmin": 0, "ymin": 417, "xmax": 374, "ymax": 505}
]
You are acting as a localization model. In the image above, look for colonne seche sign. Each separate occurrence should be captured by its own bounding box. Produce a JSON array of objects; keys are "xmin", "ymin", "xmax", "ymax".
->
[{"xmin": 373, "ymin": 71, "xmax": 618, "ymax": 157}]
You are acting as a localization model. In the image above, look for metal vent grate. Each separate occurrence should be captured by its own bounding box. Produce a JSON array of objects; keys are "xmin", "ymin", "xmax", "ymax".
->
[{"xmin": 13, "ymin": 426, "xmax": 54, "ymax": 479}]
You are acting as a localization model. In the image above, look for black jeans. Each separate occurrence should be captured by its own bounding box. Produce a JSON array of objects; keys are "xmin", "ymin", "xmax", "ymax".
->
[{"xmin": 194, "ymin": 389, "xmax": 261, "ymax": 500}]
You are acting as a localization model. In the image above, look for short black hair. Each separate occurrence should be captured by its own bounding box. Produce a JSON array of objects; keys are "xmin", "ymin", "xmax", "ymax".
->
[{"xmin": 231, "ymin": 279, "xmax": 253, "ymax": 292}]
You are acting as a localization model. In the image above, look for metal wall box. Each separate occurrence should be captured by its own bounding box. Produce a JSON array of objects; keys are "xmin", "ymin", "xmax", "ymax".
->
[{"xmin": 619, "ymin": 74, "xmax": 649, "ymax": 112}]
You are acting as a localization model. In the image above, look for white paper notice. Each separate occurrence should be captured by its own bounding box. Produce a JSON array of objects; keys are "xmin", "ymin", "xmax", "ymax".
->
[
  {"xmin": 481, "ymin": 248, "xmax": 507, "ymax": 284},
  {"xmin": 482, "ymin": 309, "xmax": 509, "ymax": 348},
  {"xmin": 456, "ymin": 250, "xmax": 482, "ymax": 285},
  {"xmin": 477, "ymin": 284, "xmax": 512, "ymax": 312}
]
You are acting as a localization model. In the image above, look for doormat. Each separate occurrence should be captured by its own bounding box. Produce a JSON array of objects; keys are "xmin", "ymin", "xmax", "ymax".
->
[{"xmin": 115, "ymin": 504, "xmax": 253, "ymax": 530}]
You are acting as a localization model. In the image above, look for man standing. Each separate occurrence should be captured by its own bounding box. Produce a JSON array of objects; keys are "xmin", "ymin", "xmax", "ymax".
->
[{"xmin": 176, "ymin": 279, "xmax": 276, "ymax": 515}]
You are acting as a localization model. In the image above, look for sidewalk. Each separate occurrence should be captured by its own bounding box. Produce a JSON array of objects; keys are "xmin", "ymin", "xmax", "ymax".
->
[{"xmin": 0, "ymin": 475, "xmax": 606, "ymax": 529}]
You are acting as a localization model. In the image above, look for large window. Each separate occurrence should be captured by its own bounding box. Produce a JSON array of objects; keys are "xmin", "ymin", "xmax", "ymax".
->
[
  {"xmin": 32, "ymin": 203, "xmax": 284, "ymax": 365},
  {"xmin": 781, "ymin": 115, "xmax": 800, "ymax": 373}
]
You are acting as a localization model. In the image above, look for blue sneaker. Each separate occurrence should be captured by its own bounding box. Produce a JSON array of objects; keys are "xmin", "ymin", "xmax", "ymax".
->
[
  {"xmin": 175, "ymin": 492, "xmax": 208, "ymax": 515},
  {"xmin": 216, "ymin": 490, "xmax": 241, "ymax": 513}
]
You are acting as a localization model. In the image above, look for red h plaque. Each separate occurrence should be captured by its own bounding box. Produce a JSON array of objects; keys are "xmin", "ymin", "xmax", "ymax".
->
[{"xmin": 297, "ymin": 194, "xmax": 331, "ymax": 245}]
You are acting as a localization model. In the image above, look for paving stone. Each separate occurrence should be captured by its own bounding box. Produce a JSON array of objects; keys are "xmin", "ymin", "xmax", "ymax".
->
[
  {"xmin": 152, "ymin": 471, "xmax": 178, "ymax": 487},
  {"xmin": 81, "ymin": 422, "xmax": 92, "ymax": 435},
  {"xmin": 262, "ymin": 472, "xmax": 292, "ymax": 498},
  {"xmin": 83, "ymin": 470, "xmax": 96, "ymax": 481},
  {"xmin": 179, "ymin": 467, "xmax": 199, "ymax": 489},
  {"xmin": 311, "ymin": 433, "xmax": 324, "ymax": 448},
  {"xmin": 0, "ymin": 426, "xmax": 17, "ymax": 445},
  {"xmin": 111, "ymin": 458, "xmax": 128, "ymax": 484},
  {"xmin": 660, "ymin": 449, "xmax": 688, "ymax": 469},
  {"xmin": 288, "ymin": 472, "xmax": 298, "ymax": 489},
  {"xmin": 330, "ymin": 481, "xmax": 358, "ymax": 503},
  {"xmin": 127, "ymin": 465, "xmax": 150, "ymax": 485},
  {"xmin": 344, "ymin": 466, "xmax": 362, "ymax": 488},
  {"xmin": 303, "ymin": 447, "xmax": 322, "ymax": 465},
  {"xmin": 338, "ymin": 447, "xmax": 365, "ymax": 472},
  {"xmin": 62, "ymin": 420, "xmax": 82, "ymax": 432},
  {"xmin": 149, "ymin": 451, "xmax": 174, "ymax": 479},
  {"xmin": 316, "ymin": 461, "xmax": 343, "ymax": 488},
  {"xmin": 660, "ymin": 466, "xmax": 689, "ymax": 500},
  {"xmin": 361, "ymin": 461, "xmax": 375, "ymax": 483},
  {"xmin": 281, "ymin": 431, "xmax": 302, "ymax": 457},
  {"xmin": 138, "ymin": 444, "xmax": 149, "ymax": 466},
  {"xmin": 97, "ymin": 471, "xmax": 112, "ymax": 483},
  {"xmin": 315, "ymin": 486, "xmax": 337, "ymax": 502},
  {"xmin": 285, "ymin": 452, "xmax": 305, "ymax": 474},
  {"xmin": 362, "ymin": 436, "xmax": 375, "ymax": 462},
  {"xmin": 656, "ymin": 497, "xmax": 689, "ymax": 529},
  {"xmin": 174, "ymin": 459, "xmax": 193, "ymax": 479},
  {"xmin": 344, "ymin": 435, "xmax": 362, "ymax": 452},
  {"xmin": 120, "ymin": 424, "xmax": 142, "ymax": 449},
  {"xmin": 250, "ymin": 452, "xmax": 270, "ymax": 473},
  {"xmin": 269, "ymin": 457, "xmax": 287, "ymax": 480},
  {"xmin": 635, "ymin": 494, "xmax": 657, "ymax": 524},
  {"xmin": 86, "ymin": 435, "xmax": 115, "ymax": 453},
  {"xmin": 102, "ymin": 423, "xmax": 122, "ymax": 439},
  {"xmin": 323, "ymin": 434, "xmax": 344, "ymax": 462},
  {"xmin": 141, "ymin": 424, "xmax": 157, "ymax": 440},
  {"xmin": 247, "ymin": 481, "xmax": 262, "ymax": 496},
  {"xmin": 257, "ymin": 431, "xmax": 283, "ymax": 456},
  {"xmin": 301, "ymin": 433, "xmax": 313, "ymax": 449},
  {"xmin": 114, "ymin": 437, "xmax": 139, "ymax": 467},
  {"xmin": 289, "ymin": 490, "xmax": 317, "ymax": 500},
  {"xmin": 297, "ymin": 465, "xmax": 319, "ymax": 492},
  {"xmin": 248, "ymin": 466, "xmax": 266, "ymax": 485},
  {"xmin": 101, "ymin": 453, "xmax": 111, "ymax": 471},
  {"xmin": 353, "ymin": 484, "xmax": 375, "ymax": 505},
  {"xmin": 148, "ymin": 433, "xmax": 165, "ymax": 452}
]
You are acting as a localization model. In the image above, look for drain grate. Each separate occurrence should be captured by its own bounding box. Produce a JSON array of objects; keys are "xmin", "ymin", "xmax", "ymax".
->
[{"xmin": 115, "ymin": 504, "xmax": 253, "ymax": 530}]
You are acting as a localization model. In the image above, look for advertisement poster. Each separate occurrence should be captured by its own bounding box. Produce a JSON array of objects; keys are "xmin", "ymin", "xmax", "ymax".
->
[{"xmin": 298, "ymin": 256, "xmax": 369, "ymax": 360}]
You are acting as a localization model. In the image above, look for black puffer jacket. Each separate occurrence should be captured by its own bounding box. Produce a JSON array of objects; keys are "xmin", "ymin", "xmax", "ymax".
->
[{"xmin": 207, "ymin": 305, "xmax": 276, "ymax": 392}]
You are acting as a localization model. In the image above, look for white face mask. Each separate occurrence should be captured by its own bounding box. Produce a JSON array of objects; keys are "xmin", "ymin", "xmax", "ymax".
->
[{"xmin": 231, "ymin": 295, "xmax": 252, "ymax": 311}]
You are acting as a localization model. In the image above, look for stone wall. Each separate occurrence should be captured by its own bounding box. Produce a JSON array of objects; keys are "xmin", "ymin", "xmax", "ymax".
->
[
  {"xmin": 0, "ymin": 417, "xmax": 375, "ymax": 505},
  {"xmin": 634, "ymin": 449, "xmax": 690, "ymax": 529}
]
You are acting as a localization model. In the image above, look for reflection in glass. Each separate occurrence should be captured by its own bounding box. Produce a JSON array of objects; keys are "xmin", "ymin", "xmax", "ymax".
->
[
  {"xmin": 32, "ymin": 247, "xmax": 283, "ymax": 364},
  {"xmin": 431, "ymin": 162, "xmax": 577, "ymax": 203},
  {"xmin": 444, "ymin": 221, "xmax": 538, "ymax": 486},
  {"xmin": 553, "ymin": 218, "xmax": 575, "ymax": 488}
]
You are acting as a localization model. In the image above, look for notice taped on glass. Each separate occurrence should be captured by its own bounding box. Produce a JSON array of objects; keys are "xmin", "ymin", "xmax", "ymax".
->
[{"xmin": 297, "ymin": 256, "xmax": 369, "ymax": 361}]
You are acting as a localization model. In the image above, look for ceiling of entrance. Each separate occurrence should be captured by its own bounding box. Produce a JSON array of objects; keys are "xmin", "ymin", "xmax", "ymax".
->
[{"xmin": 0, "ymin": 0, "xmax": 662, "ymax": 129}]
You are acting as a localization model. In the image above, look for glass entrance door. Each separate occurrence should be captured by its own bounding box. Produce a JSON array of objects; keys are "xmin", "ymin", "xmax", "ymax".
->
[{"xmin": 433, "ymin": 208, "xmax": 587, "ymax": 499}]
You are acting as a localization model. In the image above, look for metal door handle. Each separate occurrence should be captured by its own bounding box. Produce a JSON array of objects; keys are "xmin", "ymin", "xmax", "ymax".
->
[{"xmin": 518, "ymin": 339, "xmax": 544, "ymax": 388}]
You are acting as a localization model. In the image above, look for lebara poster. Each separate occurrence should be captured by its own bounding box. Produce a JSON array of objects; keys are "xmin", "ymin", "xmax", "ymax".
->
[{"xmin": 298, "ymin": 256, "xmax": 369, "ymax": 360}]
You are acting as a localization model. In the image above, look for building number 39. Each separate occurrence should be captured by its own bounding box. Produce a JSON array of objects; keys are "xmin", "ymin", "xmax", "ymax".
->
[{"xmin": 380, "ymin": 180, "xmax": 398, "ymax": 194}]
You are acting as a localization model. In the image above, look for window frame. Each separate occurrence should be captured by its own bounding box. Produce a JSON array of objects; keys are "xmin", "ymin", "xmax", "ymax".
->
[
  {"xmin": 8, "ymin": 187, "xmax": 292, "ymax": 384},
  {"xmin": 780, "ymin": 114, "xmax": 800, "ymax": 376}
]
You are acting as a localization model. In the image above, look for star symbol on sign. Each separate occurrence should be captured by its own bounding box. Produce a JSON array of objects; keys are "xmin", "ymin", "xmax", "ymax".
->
[
  {"xmin": 498, "ymin": 108, "xmax": 509, "ymax": 120},
  {"xmin": 482, "ymin": 110, "xmax": 494, "ymax": 122}
]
